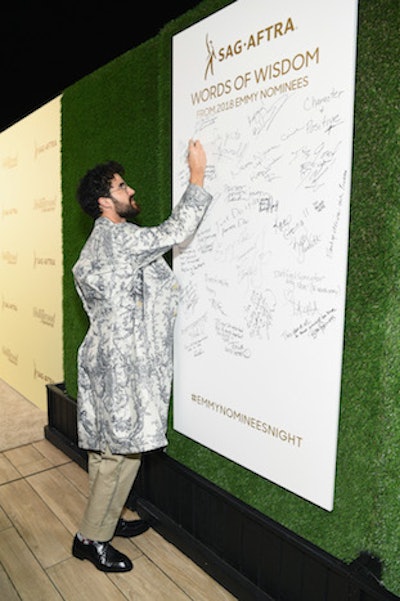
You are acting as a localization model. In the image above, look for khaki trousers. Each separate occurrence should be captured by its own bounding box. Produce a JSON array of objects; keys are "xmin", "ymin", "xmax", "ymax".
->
[{"xmin": 79, "ymin": 447, "xmax": 141, "ymax": 542}]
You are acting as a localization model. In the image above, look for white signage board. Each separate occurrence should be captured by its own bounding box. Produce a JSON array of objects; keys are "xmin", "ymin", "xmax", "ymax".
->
[{"xmin": 172, "ymin": 0, "xmax": 358, "ymax": 510}]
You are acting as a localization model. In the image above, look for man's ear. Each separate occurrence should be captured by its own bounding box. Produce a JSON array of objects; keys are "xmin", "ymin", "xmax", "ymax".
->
[{"xmin": 98, "ymin": 196, "xmax": 112, "ymax": 212}]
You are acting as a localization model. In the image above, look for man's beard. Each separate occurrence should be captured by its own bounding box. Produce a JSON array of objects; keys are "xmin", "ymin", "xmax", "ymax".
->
[
  {"xmin": 118, "ymin": 204, "xmax": 140, "ymax": 219},
  {"xmin": 111, "ymin": 195, "xmax": 140, "ymax": 219}
]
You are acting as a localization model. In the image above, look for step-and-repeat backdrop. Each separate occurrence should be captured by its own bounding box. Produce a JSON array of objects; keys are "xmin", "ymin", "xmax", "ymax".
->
[{"xmin": 0, "ymin": 97, "xmax": 63, "ymax": 411}]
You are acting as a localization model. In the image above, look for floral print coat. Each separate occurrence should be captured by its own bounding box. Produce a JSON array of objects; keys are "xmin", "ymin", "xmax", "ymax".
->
[{"xmin": 72, "ymin": 183, "xmax": 212, "ymax": 454}]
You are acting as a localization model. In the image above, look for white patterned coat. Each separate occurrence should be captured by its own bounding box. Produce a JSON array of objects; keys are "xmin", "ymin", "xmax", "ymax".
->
[{"xmin": 72, "ymin": 183, "xmax": 212, "ymax": 454}]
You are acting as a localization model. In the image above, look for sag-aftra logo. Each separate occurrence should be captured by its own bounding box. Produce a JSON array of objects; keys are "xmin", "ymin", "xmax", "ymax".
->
[{"xmin": 204, "ymin": 17, "xmax": 295, "ymax": 79}]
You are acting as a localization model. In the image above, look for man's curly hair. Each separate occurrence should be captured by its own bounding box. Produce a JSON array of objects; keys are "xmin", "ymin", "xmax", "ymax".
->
[{"xmin": 76, "ymin": 160, "xmax": 125, "ymax": 219}]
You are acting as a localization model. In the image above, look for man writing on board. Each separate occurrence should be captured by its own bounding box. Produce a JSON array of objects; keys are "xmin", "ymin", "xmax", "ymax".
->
[{"xmin": 71, "ymin": 139, "xmax": 212, "ymax": 572}]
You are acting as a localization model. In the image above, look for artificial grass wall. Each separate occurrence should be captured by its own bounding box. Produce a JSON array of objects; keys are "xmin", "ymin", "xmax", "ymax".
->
[{"xmin": 61, "ymin": 0, "xmax": 400, "ymax": 594}]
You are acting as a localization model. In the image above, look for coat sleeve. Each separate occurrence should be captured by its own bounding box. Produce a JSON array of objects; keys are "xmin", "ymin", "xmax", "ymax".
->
[{"xmin": 120, "ymin": 183, "xmax": 213, "ymax": 267}]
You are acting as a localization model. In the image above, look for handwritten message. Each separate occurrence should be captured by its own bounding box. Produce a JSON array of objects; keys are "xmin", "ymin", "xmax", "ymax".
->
[{"xmin": 172, "ymin": 0, "xmax": 358, "ymax": 510}]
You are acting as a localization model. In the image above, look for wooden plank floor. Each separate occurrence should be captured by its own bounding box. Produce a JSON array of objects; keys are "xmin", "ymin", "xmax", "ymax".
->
[{"xmin": 0, "ymin": 380, "xmax": 238, "ymax": 601}]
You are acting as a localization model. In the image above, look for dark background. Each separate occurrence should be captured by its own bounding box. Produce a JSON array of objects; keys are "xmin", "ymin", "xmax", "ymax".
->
[{"xmin": 0, "ymin": 1, "xmax": 202, "ymax": 133}]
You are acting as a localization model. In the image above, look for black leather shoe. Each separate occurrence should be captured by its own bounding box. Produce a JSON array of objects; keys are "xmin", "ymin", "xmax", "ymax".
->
[
  {"xmin": 72, "ymin": 535, "xmax": 133, "ymax": 572},
  {"xmin": 114, "ymin": 518, "xmax": 149, "ymax": 538}
]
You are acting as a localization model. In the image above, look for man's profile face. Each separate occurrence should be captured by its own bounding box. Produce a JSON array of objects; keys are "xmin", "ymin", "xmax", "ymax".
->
[{"xmin": 108, "ymin": 173, "xmax": 140, "ymax": 219}]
